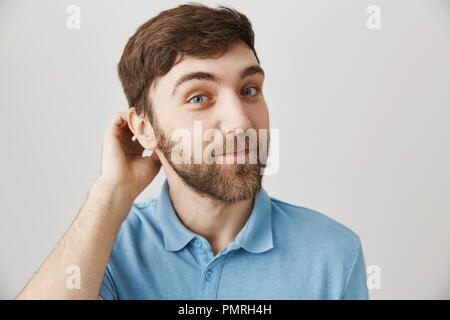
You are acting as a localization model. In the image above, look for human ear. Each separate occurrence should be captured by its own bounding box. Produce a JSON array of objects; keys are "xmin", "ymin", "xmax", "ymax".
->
[{"xmin": 127, "ymin": 107, "xmax": 158, "ymax": 150}]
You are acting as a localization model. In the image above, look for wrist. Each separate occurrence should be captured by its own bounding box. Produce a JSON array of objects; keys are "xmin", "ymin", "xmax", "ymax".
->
[{"xmin": 87, "ymin": 177, "xmax": 135, "ymax": 223}]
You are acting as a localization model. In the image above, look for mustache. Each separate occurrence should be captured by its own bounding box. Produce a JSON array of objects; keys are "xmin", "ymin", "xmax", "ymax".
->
[
  {"xmin": 209, "ymin": 138, "xmax": 259, "ymax": 157},
  {"xmin": 155, "ymin": 126, "xmax": 270, "ymax": 162}
]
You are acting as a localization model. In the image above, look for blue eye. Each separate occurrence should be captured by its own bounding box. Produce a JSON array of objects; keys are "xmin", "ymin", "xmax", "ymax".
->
[
  {"xmin": 189, "ymin": 95, "xmax": 208, "ymax": 104},
  {"xmin": 242, "ymin": 87, "xmax": 260, "ymax": 96}
]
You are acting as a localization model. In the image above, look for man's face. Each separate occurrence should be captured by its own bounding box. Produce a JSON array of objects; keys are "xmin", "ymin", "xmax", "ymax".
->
[{"xmin": 149, "ymin": 40, "xmax": 270, "ymax": 202}]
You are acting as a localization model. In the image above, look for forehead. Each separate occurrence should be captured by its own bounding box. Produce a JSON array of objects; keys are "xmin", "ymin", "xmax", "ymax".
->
[{"xmin": 150, "ymin": 41, "xmax": 259, "ymax": 94}]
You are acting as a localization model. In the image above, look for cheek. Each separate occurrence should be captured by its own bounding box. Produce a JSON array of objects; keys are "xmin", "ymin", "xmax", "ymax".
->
[
  {"xmin": 249, "ymin": 102, "xmax": 269, "ymax": 130},
  {"xmin": 154, "ymin": 101, "xmax": 192, "ymax": 133}
]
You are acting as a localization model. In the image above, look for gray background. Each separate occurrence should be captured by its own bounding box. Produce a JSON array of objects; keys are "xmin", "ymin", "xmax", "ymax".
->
[{"xmin": 1, "ymin": 0, "xmax": 449, "ymax": 299}]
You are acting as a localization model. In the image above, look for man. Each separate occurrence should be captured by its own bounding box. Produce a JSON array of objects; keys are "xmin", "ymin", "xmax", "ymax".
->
[{"xmin": 16, "ymin": 3, "xmax": 368, "ymax": 300}]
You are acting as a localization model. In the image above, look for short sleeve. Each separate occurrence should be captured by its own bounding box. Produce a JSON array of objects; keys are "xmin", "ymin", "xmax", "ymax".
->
[
  {"xmin": 99, "ymin": 264, "xmax": 119, "ymax": 300},
  {"xmin": 341, "ymin": 241, "xmax": 369, "ymax": 300}
]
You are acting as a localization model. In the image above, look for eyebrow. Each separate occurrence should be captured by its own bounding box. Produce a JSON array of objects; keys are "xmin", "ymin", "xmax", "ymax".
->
[{"xmin": 171, "ymin": 65, "xmax": 265, "ymax": 96}]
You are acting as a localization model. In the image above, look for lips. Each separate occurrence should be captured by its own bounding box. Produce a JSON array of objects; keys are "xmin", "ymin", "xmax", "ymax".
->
[{"xmin": 221, "ymin": 149, "xmax": 251, "ymax": 157}]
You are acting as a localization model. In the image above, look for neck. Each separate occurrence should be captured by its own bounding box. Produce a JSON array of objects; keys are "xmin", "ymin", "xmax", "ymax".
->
[{"xmin": 164, "ymin": 166, "xmax": 255, "ymax": 256}]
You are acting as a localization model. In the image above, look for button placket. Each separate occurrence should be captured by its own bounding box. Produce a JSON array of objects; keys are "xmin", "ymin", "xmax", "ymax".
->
[
  {"xmin": 205, "ymin": 269, "xmax": 214, "ymax": 281},
  {"xmin": 197, "ymin": 258, "xmax": 225, "ymax": 299}
]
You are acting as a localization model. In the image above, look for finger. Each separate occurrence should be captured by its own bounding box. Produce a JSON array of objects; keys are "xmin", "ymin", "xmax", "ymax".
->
[
  {"xmin": 107, "ymin": 112, "xmax": 133, "ymax": 139},
  {"xmin": 110, "ymin": 112, "xmax": 128, "ymax": 129}
]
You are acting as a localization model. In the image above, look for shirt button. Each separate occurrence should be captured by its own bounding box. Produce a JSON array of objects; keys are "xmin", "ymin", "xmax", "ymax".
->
[
  {"xmin": 205, "ymin": 270, "xmax": 214, "ymax": 281},
  {"xmin": 193, "ymin": 238, "xmax": 202, "ymax": 248}
]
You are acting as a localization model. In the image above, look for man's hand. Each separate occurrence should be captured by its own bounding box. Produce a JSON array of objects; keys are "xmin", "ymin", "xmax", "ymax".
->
[
  {"xmin": 15, "ymin": 111, "xmax": 161, "ymax": 300},
  {"xmin": 98, "ymin": 112, "xmax": 161, "ymax": 202}
]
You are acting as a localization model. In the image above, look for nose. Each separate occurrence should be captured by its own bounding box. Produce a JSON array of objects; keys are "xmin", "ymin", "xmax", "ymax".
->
[{"xmin": 218, "ymin": 90, "xmax": 253, "ymax": 135}]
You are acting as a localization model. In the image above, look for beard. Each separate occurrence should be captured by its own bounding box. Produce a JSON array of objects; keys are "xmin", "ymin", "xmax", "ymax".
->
[{"xmin": 152, "ymin": 118, "xmax": 269, "ymax": 203}]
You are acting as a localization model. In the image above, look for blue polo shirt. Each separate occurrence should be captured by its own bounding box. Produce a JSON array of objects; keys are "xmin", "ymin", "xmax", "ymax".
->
[{"xmin": 99, "ymin": 179, "xmax": 369, "ymax": 299}]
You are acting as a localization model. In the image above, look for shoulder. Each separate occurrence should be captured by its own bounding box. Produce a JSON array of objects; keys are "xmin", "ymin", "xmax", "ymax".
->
[
  {"xmin": 112, "ymin": 197, "xmax": 159, "ymax": 246},
  {"xmin": 127, "ymin": 197, "xmax": 158, "ymax": 224},
  {"xmin": 269, "ymin": 196, "xmax": 362, "ymax": 256}
]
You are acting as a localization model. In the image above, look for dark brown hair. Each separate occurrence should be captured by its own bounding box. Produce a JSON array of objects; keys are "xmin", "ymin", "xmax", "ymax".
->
[{"xmin": 118, "ymin": 2, "xmax": 259, "ymax": 124}]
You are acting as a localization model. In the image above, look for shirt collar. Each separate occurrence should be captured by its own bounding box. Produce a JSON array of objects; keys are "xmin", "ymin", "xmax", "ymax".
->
[{"xmin": 155, "ymin": 179, "xmax": 274, "ymax": 254}]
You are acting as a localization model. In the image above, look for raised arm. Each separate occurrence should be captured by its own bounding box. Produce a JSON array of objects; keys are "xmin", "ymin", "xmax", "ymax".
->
[{"xmin": 16, "ymin": 111, "xmax": 161, "ymax": 299}]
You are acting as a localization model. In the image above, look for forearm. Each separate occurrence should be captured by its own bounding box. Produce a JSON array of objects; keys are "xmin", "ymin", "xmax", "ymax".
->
[{"xmin": 16, "ymin": 179, "xmax": 133, "ymax": 300}]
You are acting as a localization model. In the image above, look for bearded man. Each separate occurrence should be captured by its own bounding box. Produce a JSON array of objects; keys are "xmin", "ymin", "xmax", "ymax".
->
[{"xmin": 16, "ymin": 3, "xmax": 368, "ymax": 300}]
